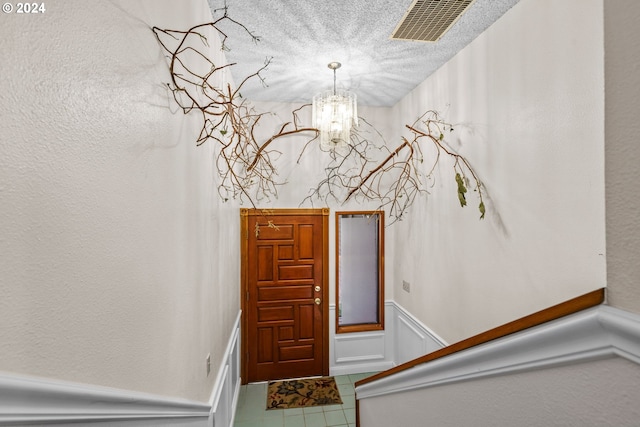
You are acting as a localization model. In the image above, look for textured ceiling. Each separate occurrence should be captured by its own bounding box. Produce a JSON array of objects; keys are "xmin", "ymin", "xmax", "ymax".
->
[{"xmin": 207, "ymin": 0, "xmax": 521, "ymax": 107}]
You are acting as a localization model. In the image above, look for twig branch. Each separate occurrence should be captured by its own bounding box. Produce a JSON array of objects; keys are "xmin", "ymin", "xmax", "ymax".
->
[{"xmin": 154, "ymin": 10, "xmax": 486, "ymax": 224}]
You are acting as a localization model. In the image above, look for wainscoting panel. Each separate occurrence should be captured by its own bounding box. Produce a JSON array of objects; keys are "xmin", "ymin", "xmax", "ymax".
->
[
  {"xmin": 329, "ymin": 304, "xmax": 392, "ymax": 376},
  {"xmin": 0, "ymin": 311, "xmax": 243, "ymax": 427},
  {"xmin": 334, "ymin": 332, "xmax": 385, "ymax": 363},
  {"xmin": 211, "ymin": 310, "xmax": 242, "ymax": 427},
  {"xmin": 396, "ymin": 316, "xmax": 427, "ymax": 363},
  {"xmin": 329, "ymin": 302, "xmax": 446, "ymax": 376},
  {"xmin": 392, "ymin": 302, "xmax": 447, "ymax": 365}
]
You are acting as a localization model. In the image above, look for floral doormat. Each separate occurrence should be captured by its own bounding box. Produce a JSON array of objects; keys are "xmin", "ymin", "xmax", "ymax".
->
[{"xmin": 266, "ymin": 376, "xmax": 343, "ymax": 410}]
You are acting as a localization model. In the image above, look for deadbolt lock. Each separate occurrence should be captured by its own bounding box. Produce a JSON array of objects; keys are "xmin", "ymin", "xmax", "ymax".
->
[
  {"xmin": 315, "ymin": 286, "xmax": 321, "ymax": 292},
  {"xmin": 314, "ymin": 298, "xmax": 321, "ymax": 305}
]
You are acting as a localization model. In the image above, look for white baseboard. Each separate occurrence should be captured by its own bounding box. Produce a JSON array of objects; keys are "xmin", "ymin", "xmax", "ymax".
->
[{"xmin": 0, "ymin": 311, "xmax": 243, "ymax": 427}]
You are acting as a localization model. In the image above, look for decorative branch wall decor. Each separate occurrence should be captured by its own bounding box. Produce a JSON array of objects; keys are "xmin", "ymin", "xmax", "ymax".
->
[
  {"xmin": 304, "ymin": 111, "xmax": 485, "ymax": 223},
  {"xmin": 406, "ymin": 113, "xmax": 485, "ymax": 220},
  {"xmin": 152, "ymin": 8, "xmax": 485, "ymax": 224},
  {"xmin": 152, "ymin": 9, "xmax": 318, "ymax": 206}
]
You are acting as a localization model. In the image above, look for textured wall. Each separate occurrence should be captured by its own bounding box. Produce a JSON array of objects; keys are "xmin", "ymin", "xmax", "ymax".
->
[
  {"xmin": 360, "ymin": 357, "xmax": 640, "ymax": 427},
  {"xmin": 604, "ymin": 1, "xmax": 640, "ymax": 313},
  {"xmin": 389, "ymin": 0, "xmax": 606, "ymax": 343},
  {"xmin": 0, "ymin": 0, "xmax": 240, "ymax": 402},
  {"xmin": 1, "ymin": 0, "xmax": 628, "ymax": 405}
]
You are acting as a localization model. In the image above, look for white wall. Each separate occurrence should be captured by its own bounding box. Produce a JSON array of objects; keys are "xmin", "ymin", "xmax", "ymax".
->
[
  {"xmin": 3, "ymin": 0, "xmax": 633, "ymax": 409},
  {"xmin": 0, "ymin": 0, "xmax": 239, "ymax": 403},
  {"xmin": 389, "ymin": 0, "xmax": 606, "ymax": 343},
  {"xmin": 604, "ymin": 0, "xmax": 640, "ymax": 313},
  {"xmin": 360, "ymin": 352, "xmax": 640, "ymax": 427}
]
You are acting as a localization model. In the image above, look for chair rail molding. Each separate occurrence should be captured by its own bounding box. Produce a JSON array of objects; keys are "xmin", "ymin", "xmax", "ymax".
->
[
  {"xmin": 0, "ymin": 374, "xmax": 211, "ymax": 426},
  {"xmin": 0, "ymin": 310, "xmax": 243, "ymax": 427},
  {"xmin": 356, "ymin": 305, "xmax": 640, "ymax": 400},
  {"xmin": 329, "ymin": 301, "xmax": 447, "ymax": 376}
]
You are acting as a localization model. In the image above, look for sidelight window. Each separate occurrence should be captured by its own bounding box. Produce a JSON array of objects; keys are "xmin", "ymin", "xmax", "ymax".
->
[{"xmin": 335, "ymin": 211, "xmax": 384, "ymax": 333}]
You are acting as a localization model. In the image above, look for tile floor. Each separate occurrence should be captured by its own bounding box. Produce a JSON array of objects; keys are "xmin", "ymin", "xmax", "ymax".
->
[{"xmin": 233, "ymin": 373, "xmax": 374, "ymax": 427}]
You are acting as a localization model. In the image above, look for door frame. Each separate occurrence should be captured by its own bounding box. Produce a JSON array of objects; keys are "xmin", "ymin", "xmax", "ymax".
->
[{"xmin": 240, "ymin": 208, "xmax": 330, "ymax": 384}]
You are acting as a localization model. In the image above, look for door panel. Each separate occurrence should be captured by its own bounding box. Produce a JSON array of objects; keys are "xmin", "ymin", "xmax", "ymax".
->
[{"xmin": 241, "ymin": 208, "xmax": 329, "ymax": 383}]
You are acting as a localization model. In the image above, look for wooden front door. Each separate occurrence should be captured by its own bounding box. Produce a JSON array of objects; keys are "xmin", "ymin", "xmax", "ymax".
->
[{"xmin": 240, "ymin": 208, "xmax": 329, "ymax": 383}]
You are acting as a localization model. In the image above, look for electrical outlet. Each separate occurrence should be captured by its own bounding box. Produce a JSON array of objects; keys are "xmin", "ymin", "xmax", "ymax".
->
[
  {"xmin": 206, "ymin": 354, "xmax": 211, "ymax": 376},
  {"xmin": 402, "ymin": 280, "xmax": 410, "ymax": 293}
]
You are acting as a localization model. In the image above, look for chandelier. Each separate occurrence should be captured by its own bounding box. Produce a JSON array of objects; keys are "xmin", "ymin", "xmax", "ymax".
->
[{"xmin": 312, "ymin": 62, "xmax": 358, "ymax": 150}]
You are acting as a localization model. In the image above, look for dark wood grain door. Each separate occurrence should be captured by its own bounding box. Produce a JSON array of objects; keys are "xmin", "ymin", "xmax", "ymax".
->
[{"xmin": 240, "ymin": 208, "xmax": 329, "ymax": 383}]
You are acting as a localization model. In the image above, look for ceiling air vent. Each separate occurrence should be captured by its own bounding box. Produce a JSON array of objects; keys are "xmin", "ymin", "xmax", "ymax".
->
[{"xmin": 391, "ymin": 0, "xmax": 476, "ymax": 42}]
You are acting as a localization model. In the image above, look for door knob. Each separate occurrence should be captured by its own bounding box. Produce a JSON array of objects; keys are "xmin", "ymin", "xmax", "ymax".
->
[{"xmin": 315, "ymin": 298, "xmax": 321, "ymax": 305}]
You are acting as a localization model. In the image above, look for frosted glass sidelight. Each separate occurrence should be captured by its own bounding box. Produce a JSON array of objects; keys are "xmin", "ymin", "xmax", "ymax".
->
[{"xmin": 336, "ymin": 212, "xmax": 384, "ymax": 333}]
